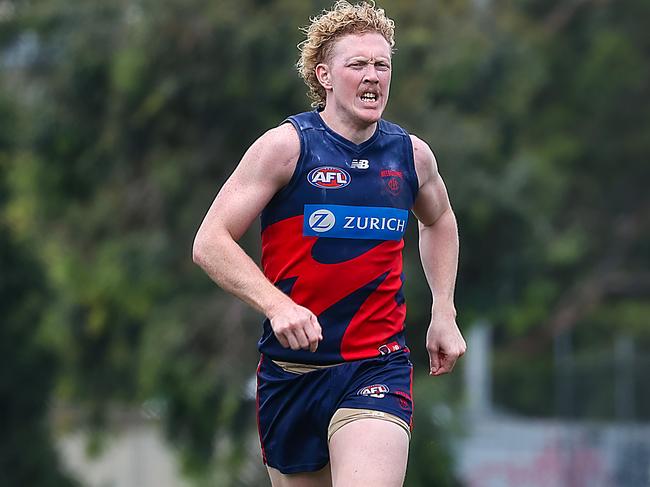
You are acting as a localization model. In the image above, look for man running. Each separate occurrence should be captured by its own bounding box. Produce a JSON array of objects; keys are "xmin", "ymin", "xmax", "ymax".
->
[{"xmin": 193, "ymin": 2, "xmax": 466, "ymax": 486}]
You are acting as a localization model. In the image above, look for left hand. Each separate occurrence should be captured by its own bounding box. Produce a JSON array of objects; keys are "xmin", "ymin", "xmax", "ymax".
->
[{"xmin": 426, "ymin": 309, "xmax": 466, "ymax": 376}]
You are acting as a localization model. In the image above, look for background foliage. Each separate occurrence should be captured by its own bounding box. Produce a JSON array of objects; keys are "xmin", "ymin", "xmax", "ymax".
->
[{"xmin": 1, "ymin": 0, "xmax": 648, "ymax": 485}]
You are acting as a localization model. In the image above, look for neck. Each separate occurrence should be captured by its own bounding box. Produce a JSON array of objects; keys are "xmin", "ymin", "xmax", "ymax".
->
[{"xmin": 319, "ymin": 106, "xmax": 378, "ymax": 145}]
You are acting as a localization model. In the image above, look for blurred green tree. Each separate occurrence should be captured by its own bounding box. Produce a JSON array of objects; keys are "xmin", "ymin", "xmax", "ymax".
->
[{"xmin": 0, "ymin": 95, "xmax": 78, "ymax": 486}]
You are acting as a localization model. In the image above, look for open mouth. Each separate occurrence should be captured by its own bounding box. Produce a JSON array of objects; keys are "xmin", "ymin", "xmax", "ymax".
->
[{"xmin": 360, "ymin": 92, "xmax": 378, "ymax": 103}]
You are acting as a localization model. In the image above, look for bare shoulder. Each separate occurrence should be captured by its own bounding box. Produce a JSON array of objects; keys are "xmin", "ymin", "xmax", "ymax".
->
[
  {"xmin": 409, "ymin": 134, "xmax": 439, "ymax": 187},
  {"xmin": 257, "ymin": 122, "xmax": 300, "ymax": 165},
  {"xmin": 198, "ymin": 122, "xmax": 300, "ymax": 241},
  {"xmin": 242, "ymin": 122, "xmax": 301, "ymax": 185},
  {"xmin": 410, "ymin": 134, "xmax": 451, "ymax": 225}
]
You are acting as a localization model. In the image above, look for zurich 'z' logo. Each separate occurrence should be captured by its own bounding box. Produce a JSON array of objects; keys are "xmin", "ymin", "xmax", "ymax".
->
[
  {"xmin": 304, "ymin": 204, "xmax": 408, "ymax": 241},
  {"xmin": 308, "ymin": 166, "xmax": 351, "ymax": 189},
  {"xmin": 308, "ymin": 209, "xmax": 336, "ymax": 233}
]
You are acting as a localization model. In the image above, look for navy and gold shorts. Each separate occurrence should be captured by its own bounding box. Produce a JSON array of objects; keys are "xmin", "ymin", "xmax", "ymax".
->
[{"xmin": 256, "ymin": 349, "xmax": 413, "ymax": 474}]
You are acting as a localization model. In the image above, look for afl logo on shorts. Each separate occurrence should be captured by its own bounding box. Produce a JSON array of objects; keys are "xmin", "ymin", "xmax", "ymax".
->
[
  {"xmin": 308, "ymin": 166, "xmax": 351, "ymax": 189},
  {"xmin": 357, "ymin": 384, "xmax": 390, "ymax": 399}
]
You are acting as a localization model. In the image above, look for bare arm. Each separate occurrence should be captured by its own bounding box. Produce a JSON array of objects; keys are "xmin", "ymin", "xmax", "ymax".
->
[
  {"xmin": 411, "ymin": 134, "xmax": 466, "ymax": 375},
  {"xmin": 192, "ymin": 123, "xmax": 322, "ymax": 352}
]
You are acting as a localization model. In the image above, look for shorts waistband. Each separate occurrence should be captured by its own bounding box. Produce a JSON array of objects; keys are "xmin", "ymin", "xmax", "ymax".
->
[{"xmin": 272, "ymin": 360, "xmax": 340, "ymax": 374}]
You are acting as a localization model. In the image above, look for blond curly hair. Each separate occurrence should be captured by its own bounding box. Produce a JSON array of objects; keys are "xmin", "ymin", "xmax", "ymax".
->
[{"xmin": 297, "ymin": 1, "xmax": 395, "ymax": 108}]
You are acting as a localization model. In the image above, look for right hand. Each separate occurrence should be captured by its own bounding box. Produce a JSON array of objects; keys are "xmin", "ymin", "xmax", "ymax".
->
[{"xmin": 269, "ymin": 303, "xmax": 323, "ymax": 352}]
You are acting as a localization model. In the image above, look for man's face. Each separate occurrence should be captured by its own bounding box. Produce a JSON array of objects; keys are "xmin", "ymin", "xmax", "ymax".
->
[{"xmin": 320, "ymin": 32, "xmax": 392, "ymax": 126}]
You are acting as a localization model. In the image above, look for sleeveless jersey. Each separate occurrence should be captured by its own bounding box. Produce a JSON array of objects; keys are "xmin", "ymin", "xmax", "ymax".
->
[{"xmin": 258, "ymin": 110, "xmax": 419, "ymax": 364}]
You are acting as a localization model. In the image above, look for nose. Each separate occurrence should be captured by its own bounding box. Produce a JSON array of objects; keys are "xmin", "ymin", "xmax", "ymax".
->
[{"xmin": 363, "ymin": 64, "xmax": 380, "ymax": 83}]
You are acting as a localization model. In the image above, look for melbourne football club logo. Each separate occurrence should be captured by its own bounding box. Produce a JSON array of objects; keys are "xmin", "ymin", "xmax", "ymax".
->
[
  {"xmin": 308, "ymin": 166, "xmax": 351, "ymax": 189},
  {"xmin": 357, "ymin": 384, "xmax": 390, "ymax": 399},
  {"xmin": 381, "ymin": 169, "xmax": 404, "ymax": 195},
  {"xmin": 307, "ymin": 209, "xmax": 336, "ymax": 233},
  {"xmin": 395, "ymin": 391, "xmax": 411, "ymax": 410}
]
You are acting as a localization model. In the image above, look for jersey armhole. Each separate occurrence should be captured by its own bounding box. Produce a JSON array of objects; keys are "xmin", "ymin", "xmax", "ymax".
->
[
  {"xmin": 403, "ymin": 133, "xmax": 419, "ymax": 203},
  {"xmin": 271, "ymin": 118, "xmax": 306, "ymax": 202}
]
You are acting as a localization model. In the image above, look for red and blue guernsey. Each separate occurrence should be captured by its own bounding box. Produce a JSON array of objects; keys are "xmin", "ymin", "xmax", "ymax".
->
[{"xmin": 259, "ymin": 110, "xmax": 419, "ymax": 365}]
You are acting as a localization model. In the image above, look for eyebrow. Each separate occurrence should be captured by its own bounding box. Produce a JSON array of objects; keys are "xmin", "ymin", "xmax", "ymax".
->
[{"xmin": 346, "ymin": 56, "xmax": 391, "ymax": 63}]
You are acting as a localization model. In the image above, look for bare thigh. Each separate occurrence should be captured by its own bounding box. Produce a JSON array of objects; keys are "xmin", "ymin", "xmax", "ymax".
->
[
  {"xmin": 329, "ymin": 418, "xmax": 410, "ymax": 487},
  {"xmin": 267, "ymin": 464, "xmax": 332, "ymax": 487}
]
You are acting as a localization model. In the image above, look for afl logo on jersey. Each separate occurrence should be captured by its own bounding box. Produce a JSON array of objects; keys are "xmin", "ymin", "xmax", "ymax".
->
[{"xmin": 308, "ymin": 166, "xmax": 351, "ymax": 189}]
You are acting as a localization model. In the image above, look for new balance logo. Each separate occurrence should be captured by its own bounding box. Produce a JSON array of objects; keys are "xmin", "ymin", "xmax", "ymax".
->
[{"xmin": 350, "ymin": 159, "xmax": 370, "ymax": 169}]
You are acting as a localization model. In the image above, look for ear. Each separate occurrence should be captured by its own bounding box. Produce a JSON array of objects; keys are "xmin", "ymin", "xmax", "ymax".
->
[{"xmin": 315, "ymin": 63, "xmax": 332, "ymax": 90}]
